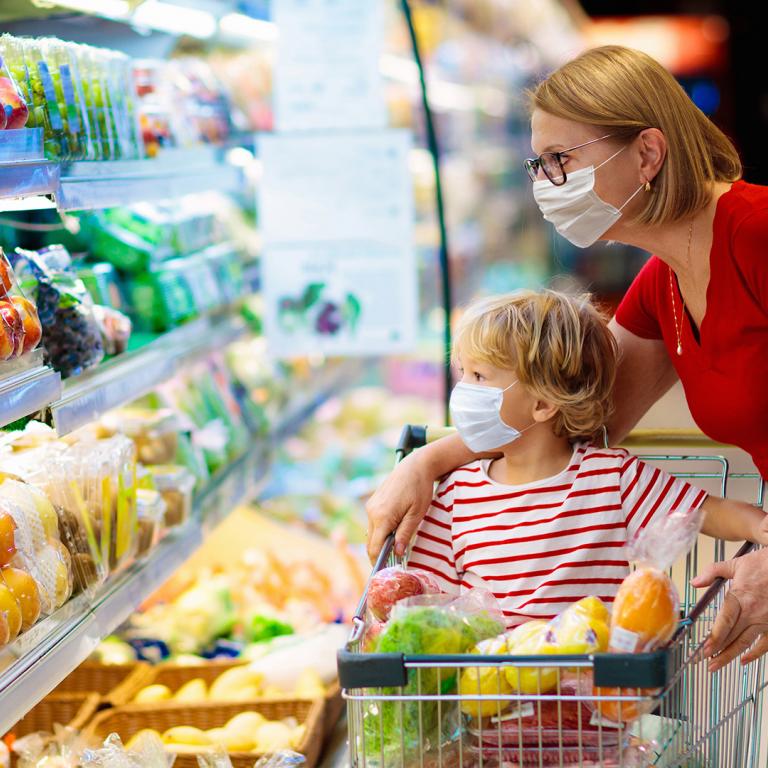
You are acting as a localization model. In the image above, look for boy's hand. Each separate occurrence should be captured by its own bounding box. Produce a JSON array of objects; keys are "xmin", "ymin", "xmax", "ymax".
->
[{"xmin": 757, "ymin": 511, "xmax": 768, "ymax": 546}]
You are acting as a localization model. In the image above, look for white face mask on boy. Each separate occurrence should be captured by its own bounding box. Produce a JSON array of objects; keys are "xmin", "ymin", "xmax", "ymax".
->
[
  {"xmin": 533, "ymin": 144, "xmax": 645, "ymax": 248},
  {"xmin": 450, "ymin": 381, "xmax": 532, "ymax": 453}
]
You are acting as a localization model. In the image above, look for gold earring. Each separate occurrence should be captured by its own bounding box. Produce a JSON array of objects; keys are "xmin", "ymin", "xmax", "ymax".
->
[{"xmin": 644, "ymin": 181, "xmax": 651, "ymax": 193}]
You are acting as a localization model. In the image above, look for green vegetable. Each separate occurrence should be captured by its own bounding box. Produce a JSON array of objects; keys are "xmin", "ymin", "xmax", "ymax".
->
[
  {"xmin": 363, "ymin": 603, "xmax": 504, "ymax": 759},
  {"xmin": 246, "ymin": 614, "xmax": 294, "ymax": 643}
]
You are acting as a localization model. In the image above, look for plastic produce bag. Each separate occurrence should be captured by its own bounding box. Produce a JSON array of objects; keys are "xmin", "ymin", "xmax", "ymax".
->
[
  {"xmin": 0, "ymin": 37, "xmax": 31, "ymax": 129},
  {"xmin": 0, "ymin": 246, "xmax": 42, "ymax": 363},
  {"xmin": 0, "ymin": 478, "xmax": 73, "ymax": 636},
  {"xmin": 253, "ymin": 752, "xmax": 306, "ymax": 768},
  {"xmin": 92, "ymin": 305, "xmax": 132, "ymax": 356},
  {"xmin": 366, "ymin": 565, "xmax": 441, "ymax": 622},
  {"xmin": 12, "ymin": 245, "xmax": 104, "ymax": 378},
  {"xmin": 82, "ymin": 732, "xmax": 174, "ymax": 768},
  {"xmin": 362, "ymin": 590, "xmax": 505, "ymax": 762},
  {"xmin": 595, "ymin": 509, "xmax": 704, "ymax": 724}
]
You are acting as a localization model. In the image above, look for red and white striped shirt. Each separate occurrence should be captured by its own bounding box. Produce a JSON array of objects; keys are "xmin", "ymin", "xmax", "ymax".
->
[{"xmin": 407, "ymin": 443, "xmax": 707, "ymax": 627}]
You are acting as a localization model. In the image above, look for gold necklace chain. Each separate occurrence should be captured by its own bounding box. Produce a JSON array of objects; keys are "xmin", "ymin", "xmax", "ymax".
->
[{"xmin": 669, "ymin": 220, "xmax": 694, "ymax": 356}]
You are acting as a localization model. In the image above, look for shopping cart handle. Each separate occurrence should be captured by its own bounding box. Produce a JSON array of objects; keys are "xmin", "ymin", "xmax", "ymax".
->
[
  {"xmin": 351, "ymin": 533, "xmax": 397, "ymax": 624},
  {"xmin": 673, "ymin": 539, "xmax": 755, "ymax": 640}
]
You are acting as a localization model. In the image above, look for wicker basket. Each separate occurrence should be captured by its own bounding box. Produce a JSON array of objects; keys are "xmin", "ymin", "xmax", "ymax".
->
[
  {"xmin": 322, "ymin": 683, "xmax": 345, "ymax": 741},
  {"xmin": 53, "ymin": 663, "xmax": 151, "ymax": 706},
  {"xmin": 140, "ymin": 660, "xmax": 248, "ymax": 696},
  {"xmin": 86, "ymin": 698, "xmax": 325, "ymax": 768},
  {"xmin": 6, "ymin": 693, "xmax": 100, "ymax": 738},
  {"xmin": 138, "ymin": 662, "xmax": 344, "ymax": 739}
]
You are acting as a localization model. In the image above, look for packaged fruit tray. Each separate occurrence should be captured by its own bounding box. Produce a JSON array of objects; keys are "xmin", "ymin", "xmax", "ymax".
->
[
  {"xmin": 134, "ymin": 660, "xmax": 344, "ymax": 742},
  {"xmin": 5, "ymin": 692, "xmax": 100, "ymax": 738},
  {"xmin": 52, "ymin": 662, "xmax": 150, "ymax": 706},
  {"xmin": 85, "ymin": 698, "xmax": 325, "ymax": 768}
]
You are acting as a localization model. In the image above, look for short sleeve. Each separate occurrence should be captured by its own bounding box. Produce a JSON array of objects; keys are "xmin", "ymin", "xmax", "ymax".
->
[
  {"xmin": 408, "ymin": 475, "xmax": 460, "ymax": 595},
  {"xmin": 620, "ymin": 453, "xmax": 708, "ymax": 542},
  {"xmin": 731, "ymin": 210, "xmax": 768, "ymax": 309},
  {"xmin": 614, "ymin": 256, "xmax": 664, "ymax": 340}
]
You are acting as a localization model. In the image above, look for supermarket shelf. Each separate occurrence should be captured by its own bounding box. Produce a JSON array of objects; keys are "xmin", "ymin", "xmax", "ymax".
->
[
  {"xmin": 56, "ymin": 149, "xmax": 242, "ymax": 211},
  {"xmin": 49, "ymin": 313, "xmax": 246, "ymax": 436},
  {"xmin": 0, "ymin": 363, "xmax": 354, "ymax": 733},
  {"xmin": 0, "ymin": 144, "xmax": 241, "ymax": 212},
  {"xmin": 0, "ymin": 363, "xmax": 62, "ymax": 430}
]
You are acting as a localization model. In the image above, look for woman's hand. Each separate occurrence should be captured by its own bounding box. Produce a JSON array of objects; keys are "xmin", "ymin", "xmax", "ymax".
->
[
  {"xmin": 691, "ymin": 547, "xmax": 768, "ymax": 671},
  {"xmin": 365, "ymin": 450, "xmax": 436, "ymax": 562}
]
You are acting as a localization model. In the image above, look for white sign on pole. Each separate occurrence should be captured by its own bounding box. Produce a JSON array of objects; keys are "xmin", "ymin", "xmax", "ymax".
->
[
  {"xmin": 273, "ymin": 0, "xmax": 387, "ymax": 132},
  {"xmin": 259, "ymin": 130, "xmax": 416, "ymax": 358}
]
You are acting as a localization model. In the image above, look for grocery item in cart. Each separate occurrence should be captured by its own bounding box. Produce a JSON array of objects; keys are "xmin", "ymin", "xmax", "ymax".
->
[
  {"xmin": 12, "ymin": 245, "xmax": 105, "ymax": 378},
  {"xmin": 0, "ymin": 247, "xmax": 42, "ymax": 362},
  {"xmin": 366, "ymin": 565, "xmax": 441, "ymax": 622},
  {"xmin": 595, "ymin": 509, "xmax": 703, "ymax": 723},
  {"xmin": 362, "ymin": 590, "xmax": 505, "ymax": 760}
]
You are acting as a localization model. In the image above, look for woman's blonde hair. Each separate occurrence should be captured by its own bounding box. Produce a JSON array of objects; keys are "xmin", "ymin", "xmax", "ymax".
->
[
  {"xmin": 455, "ymin": 290, "xmax": 617, "ymax": 442},
  {"xmin": 529, "ymin": 45, "xmax": 742, "ymax": 226}
]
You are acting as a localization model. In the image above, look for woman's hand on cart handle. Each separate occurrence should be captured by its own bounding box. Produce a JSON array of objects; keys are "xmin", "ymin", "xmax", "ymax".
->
[
  {"xmin": 366, "ymin": 449, "xmax": 436, "ymax": 562},
  {"xmin": 691, "ymin": 547, "xmax": 768, "ymax": 672}
]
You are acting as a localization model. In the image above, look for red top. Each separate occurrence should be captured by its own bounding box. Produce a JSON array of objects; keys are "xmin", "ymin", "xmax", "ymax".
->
[{"xmin": 615, "ymin": 180, "xmax": 768, "ymax": 478}]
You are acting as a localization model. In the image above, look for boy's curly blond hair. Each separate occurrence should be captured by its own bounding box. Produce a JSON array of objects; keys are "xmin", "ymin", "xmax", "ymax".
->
[{"xmin": 454, "ymin": 290, "xmax": 617, "ymax": 442}]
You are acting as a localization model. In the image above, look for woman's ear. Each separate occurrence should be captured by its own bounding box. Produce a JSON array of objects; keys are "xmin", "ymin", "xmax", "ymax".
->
[
  {"xmin": 637, "ymin": 128, "xmax": 666, "ymax": 185},
  {"xmin": 532, "ymin": 398, "xmax": 559, "ymax": 424}
]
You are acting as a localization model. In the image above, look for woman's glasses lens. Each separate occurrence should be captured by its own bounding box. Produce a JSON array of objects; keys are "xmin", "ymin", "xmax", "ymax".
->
[{"xmin": 541, "ymin": 153, "xmax": 566, "ymax": 185}]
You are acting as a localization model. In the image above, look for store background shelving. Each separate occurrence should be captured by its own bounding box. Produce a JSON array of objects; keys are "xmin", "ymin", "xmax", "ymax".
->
[{"xmin": 0, "ymin": 356, "xmax": 358, "ymax": 734}]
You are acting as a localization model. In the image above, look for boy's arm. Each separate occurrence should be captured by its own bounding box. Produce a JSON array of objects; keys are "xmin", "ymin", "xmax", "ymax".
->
[{"xmin": 700, "ymin": 496, "xmax": 768, "ymax": 544}]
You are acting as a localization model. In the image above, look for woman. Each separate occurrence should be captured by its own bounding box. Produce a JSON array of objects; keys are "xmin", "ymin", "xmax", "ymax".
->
[{"xmin": 366, "ymin": 45, "xmax": 768, "ymax": 671}]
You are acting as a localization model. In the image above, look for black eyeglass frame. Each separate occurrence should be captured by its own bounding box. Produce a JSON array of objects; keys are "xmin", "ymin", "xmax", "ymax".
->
[{"xmin": 524, "ymin": 133, "xmax": 615, "ymax": 186}]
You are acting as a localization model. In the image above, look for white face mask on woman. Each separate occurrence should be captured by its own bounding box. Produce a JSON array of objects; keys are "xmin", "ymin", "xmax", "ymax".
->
[
  {"xmin": 450, "ymin": 381, "xmax": 532, "ymax": 452},
  {"xmin": 533, "ymin": 145, "xmax": 645, "ymax": 248}
]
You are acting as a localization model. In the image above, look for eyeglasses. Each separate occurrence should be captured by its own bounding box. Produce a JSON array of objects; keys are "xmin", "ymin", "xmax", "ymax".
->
[{"xmin": 524, "ymin": 134, "xmax": 614, "ymax": 186}]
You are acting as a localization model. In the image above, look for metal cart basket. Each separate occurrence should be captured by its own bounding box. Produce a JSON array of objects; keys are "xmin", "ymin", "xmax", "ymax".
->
[{"xmin": 338, "ymin": 426, "xmax": 768, "ymax": 768}]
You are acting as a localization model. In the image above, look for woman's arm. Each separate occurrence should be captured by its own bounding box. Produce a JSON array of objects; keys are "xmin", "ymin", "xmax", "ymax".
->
[
  {"xmin": 366, "ymin": 433, "xmax": 485, "ymax": 561},
  {"xmin": 700, "ymin": 496, "xmax": 768, "ymax": 544},
  {"xmin": 607, "ymin": 319, "xmax": 679, "ymax": 444}
]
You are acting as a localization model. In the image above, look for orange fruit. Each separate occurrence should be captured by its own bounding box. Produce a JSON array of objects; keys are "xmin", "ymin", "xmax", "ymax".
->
[
  {"xmin": 593, "ymin": 685, "xmax": 660, "ymax": 724},
  {"xmin": 0, "ymin": 583, "xmax": 22, "ymax": 641},
  {"xmin": 1, "ymin": 567, "xmax": 41, "ymax": 631},
  {"xmin": 0, "ymin": 257, "xmax": 12, "ymax": 295},
  {"xmin": 0, "ymin": 513, "xmax": 16, "ymax": 567},
  {"xmin": 609, "ymin": 567, "xmax": 678, "ymax": 654},
  {"xmin": 0, "ymin": 611, "xmax": 9, "ymax": 647}
]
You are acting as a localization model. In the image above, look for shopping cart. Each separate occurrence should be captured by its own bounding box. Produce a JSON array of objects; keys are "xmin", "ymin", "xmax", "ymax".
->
[{"xmin": 338, "ymin": 425, "xmax": 768, "ymax": 768}]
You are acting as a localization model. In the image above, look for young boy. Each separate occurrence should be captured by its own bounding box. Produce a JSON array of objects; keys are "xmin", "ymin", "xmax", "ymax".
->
[{"xmin": 408, "ymin": 290, "xmax": 768, "ymax": 627}]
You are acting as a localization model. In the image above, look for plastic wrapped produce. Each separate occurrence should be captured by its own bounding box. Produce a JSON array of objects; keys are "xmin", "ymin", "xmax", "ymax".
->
[
  {"xmin": 595, "ymin": 510, "xmax": 703, "ymax": 724},
  {"xmin": 12, "ymin": 245, "xmax": 104, "ymax": 377},
  {"xmin": 367, "ymin": 565, "xmax": 442, "ymax": 621},
  {"xmin": 363, "ymin": 590, "xmax": 505, "ymax": 761},
  {"xmin": 92, "ymin": 305, "xmax": 132, "ymax": 356},
  {"xmin": 0, "ymin": 478, "xmax": 73, "ymax": 617},
  {"xmin": 0, "ymin": 247, "xmax": 42, "ymax": 362},
  {"xmin": 136, "ymin": 488, "xmax": 166, "ymax": 557},
  {"xmin": 101, "ymin": 408, "xmax": 180, "ymax": 465},
  {"xmin": 146, "ymin": 465, "xmax": 195, "ymax": 528},
  {"xmin": 0, "ymin": 45, "xmax": 29, "ymax": 129}
]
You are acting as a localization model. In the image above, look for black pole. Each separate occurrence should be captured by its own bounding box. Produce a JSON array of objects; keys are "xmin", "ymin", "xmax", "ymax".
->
[{"xmin": 399, "ymin": 0, "xmax": 453, "ymax": 425}]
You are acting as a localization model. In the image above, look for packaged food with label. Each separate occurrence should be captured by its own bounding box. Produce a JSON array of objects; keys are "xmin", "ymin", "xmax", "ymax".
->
[
  {"xmin": 78, "ymin": 43, "xmax": 115, "ymax": 160},
  {"xmin": 45, "ymin": 38, "xmax": 92, "ymax": 159},
  {"xmin": 146, "ymin": 464, "xmax": 195, "ymax": 528}
]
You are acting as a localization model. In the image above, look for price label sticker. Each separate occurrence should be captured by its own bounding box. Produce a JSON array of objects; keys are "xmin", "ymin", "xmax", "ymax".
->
[{"xmin": 610, "ymin": 626, "xmax": 640, "ymax": 653}]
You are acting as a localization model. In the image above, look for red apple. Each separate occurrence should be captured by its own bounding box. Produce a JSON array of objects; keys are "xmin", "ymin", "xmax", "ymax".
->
[
  {"xmin": 0, "ymin": 257, "xmax": 12, "ymax": 295},
  {"xmin": 0, "ymin": 77, "xmax": 28, "ymax": 130},
  {"xmin": 11, "ymin": 296, "xmax": 41, "ymax": 353},
  {"xmin": 0, "ymin": 300, "xmax": 24, "ymax": 360}
]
